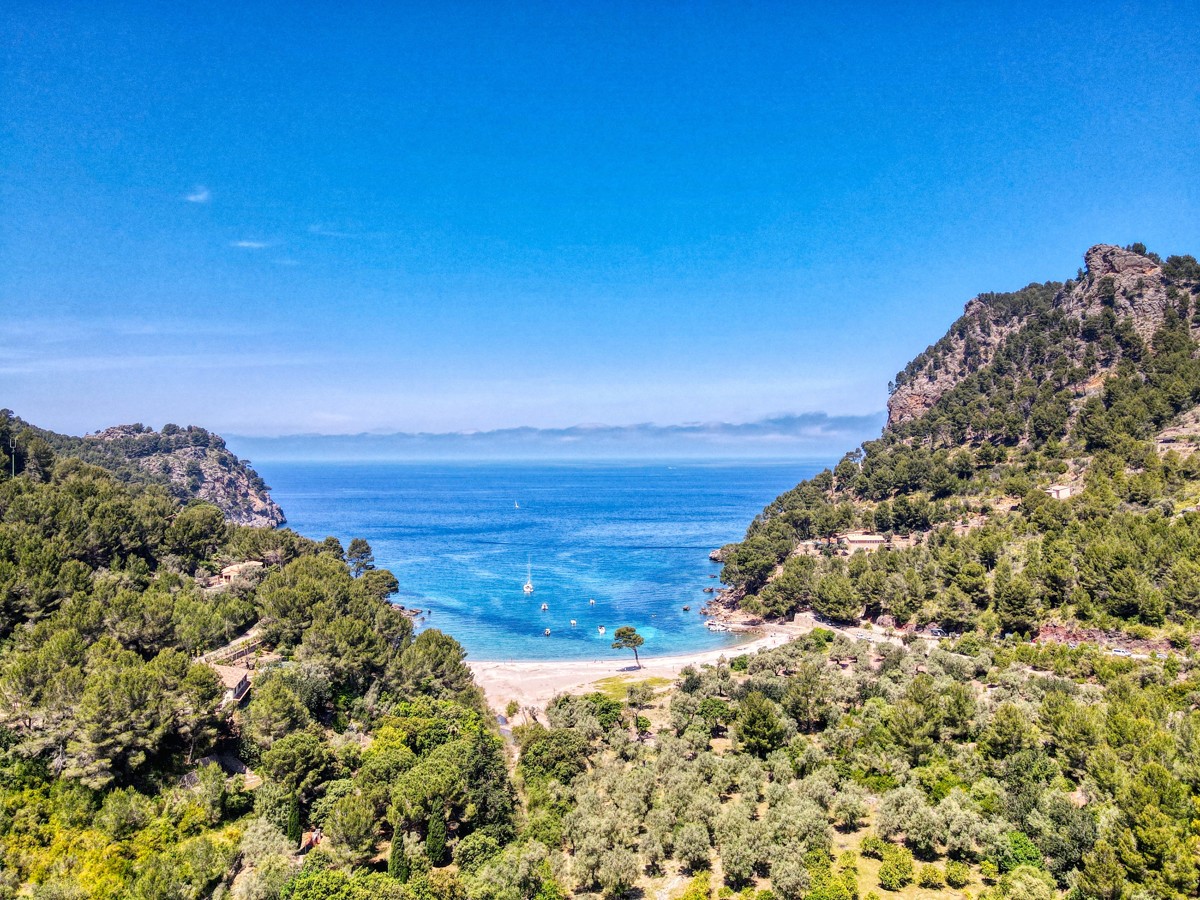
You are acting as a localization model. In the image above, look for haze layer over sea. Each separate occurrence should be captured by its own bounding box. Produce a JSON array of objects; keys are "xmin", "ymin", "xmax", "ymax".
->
[{"xmin": 254, "ymin": 461, "xmax": 825, "ymax": 661}]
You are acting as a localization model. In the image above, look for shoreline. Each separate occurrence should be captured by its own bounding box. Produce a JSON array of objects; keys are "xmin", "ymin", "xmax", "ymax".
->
[{"xmin": 468, "ymin": 623, "xmax": 798, "ymax": 713}]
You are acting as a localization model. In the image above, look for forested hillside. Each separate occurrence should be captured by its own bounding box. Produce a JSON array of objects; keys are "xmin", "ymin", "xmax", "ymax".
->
[
  {"xmin": 9, "ymin": 424, "xmax": 1195, "ymax": 900},
  {"xmin": 515, "ymin": 628, "xmax": 1200, "ymax": 900},
  {"xmin": 719, "ymin": 244, "xmax": 1200, "ymax": 641},
  {"xmin": 0, "ymin": 433, "xmax": 518, "ymax": 899},
  {"xmin": 0, "ymin": 412, "xmax": 285, "ymax": 527}
]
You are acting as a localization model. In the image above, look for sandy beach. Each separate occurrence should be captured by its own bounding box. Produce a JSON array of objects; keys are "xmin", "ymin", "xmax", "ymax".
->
[
  {"xmin": 468, "ymin": 624, "xmax": 797, "ymax": 713},
  {"xmin": 468, "ymin": 610, "xmax": 907, "ymax": 714}
]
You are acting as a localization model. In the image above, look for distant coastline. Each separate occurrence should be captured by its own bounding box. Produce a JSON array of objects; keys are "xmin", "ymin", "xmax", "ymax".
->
[{"xmin": 225, "ymin": 412, "xmax": 885, "ymax": 462}]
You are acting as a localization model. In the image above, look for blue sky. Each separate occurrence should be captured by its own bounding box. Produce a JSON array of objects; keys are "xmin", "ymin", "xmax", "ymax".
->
[{"xmin": 3, "ymin": 1, "xmax": 1198, "ymax": 444}]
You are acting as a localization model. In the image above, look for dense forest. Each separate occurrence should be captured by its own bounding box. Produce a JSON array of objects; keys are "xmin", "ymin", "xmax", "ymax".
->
[
  {"xmin": 0, "ymin": 424, "xmax": 513, "ymax": 899},
  {"xmin": 719, "ymin": 245, "xmax": 1200, "ymax": 641}
]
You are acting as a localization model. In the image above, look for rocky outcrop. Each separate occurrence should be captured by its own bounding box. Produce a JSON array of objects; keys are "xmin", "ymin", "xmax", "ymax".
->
[
  {"xmin": 1060, "ymin": 245, "xmax": 1173, "ymax": 343},
  {"xmin": 886, "ymin": 294, "xmax": 1038, "ymax": 427},
  {"xmin": 75, "ymin": 424, "xmax": 285, "ymax": 527},
  {"xmin": 886, "ymin": 244, "xmax": 1190, "ymax": 428}
]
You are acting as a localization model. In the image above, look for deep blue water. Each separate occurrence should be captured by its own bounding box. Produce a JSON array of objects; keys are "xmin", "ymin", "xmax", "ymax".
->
[{"xmin": 252, "ymin": 461, "xmax": 823, "ymax": 661}]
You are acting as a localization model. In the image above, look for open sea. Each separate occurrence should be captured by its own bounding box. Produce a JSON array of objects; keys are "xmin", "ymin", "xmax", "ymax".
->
[{"xmin": 252, "ymin": 461, "xmax": 824, "ymax": 661}]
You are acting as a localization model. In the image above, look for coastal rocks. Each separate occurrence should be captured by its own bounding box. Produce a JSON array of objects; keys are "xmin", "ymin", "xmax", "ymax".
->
[
  {"xmin": 709, "ymin": 546, "xmax": 730, "ymax": 563},
  {"xmin": 86, "ymin": 424, "xmax": 286, "ymax": 527}
]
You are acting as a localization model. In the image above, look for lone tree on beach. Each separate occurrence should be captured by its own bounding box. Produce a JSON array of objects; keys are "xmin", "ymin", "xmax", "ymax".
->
[{"xmin": 612, "ymin": 626, "xmax": 645, "ymax": 668}]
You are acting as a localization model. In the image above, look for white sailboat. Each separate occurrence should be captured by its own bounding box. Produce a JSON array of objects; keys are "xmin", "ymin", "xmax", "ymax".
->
[{"xmin": 523, "ymin": 560, "xmax": 534, "ymax": 594}]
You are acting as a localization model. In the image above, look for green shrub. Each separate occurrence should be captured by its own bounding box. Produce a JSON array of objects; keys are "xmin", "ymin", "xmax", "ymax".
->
[
  {"xmin": 679, "ymin": 873, "xmax": 713, "ymax": 900},
  {"xmin": 917, "ymin": 865, "xmax": 944, "ymax": 888},
  {"xmin": 997, "ymin": 831, "xmax": 1043, "ymax": 873},
  {"xmin": 452, "ymin": 831, "xmax": 500, "ymax": 873},
  {"xmin": 860, "ymin": 834, "xmax": 887, "ymax": 860},
  {"xmin": 878, "ymin": 846, "xmax": 914, "ymax": 891},
  {"xmin": 945, "ymin": 860, "xmax": 971, "ymax": 888}
]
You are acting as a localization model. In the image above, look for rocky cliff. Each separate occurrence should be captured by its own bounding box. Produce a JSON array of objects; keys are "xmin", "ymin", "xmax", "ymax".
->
[
  {"xmin": 86, "ymin": 425, "xmax": 286, "ymax": 527},
  {"xmin": 886, "ymin": 244, "xmax": 1199, "ymax": 429},
  {"xmin": 11, "ymin": 416, "xmax": 286, "ymax": 527}
]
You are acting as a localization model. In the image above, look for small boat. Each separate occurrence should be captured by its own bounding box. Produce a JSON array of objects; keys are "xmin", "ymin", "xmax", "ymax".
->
[
  {"xmin": 540, "ymin": 603, "xmax": 548, "ymax": 611},
  {"xmin": 598, "ymin": 625, "xmax": 606, "ymax": 635},
  {"xmin": 544, "ymin": 628, "xmax": 551, "ymax": 636},
  {"xmin": 523, "ymin": 560, "xmax": 534, "ymax": 594},
  {"xmin": 589, "ymin": 598, "xmax": 595, "ymax": 606},
  {"xmin": 515, "ymin": 501, "xmax": 520, "ymax": 508},
  {"xmin": 570, "ymin": 619, "xmax": 577, "ymax": 626}
]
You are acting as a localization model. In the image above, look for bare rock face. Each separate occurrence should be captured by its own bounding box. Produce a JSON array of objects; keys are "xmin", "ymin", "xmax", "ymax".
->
[
  {"xmin": 1061, "ymin": 244, "xmax": 1172, "ymax": 343},
  {"xmin": 85, "ymin": 425, "xmax": 286, "ymax": 527},
  {"xmin": 886, "ymin": 296, "xmax": 1027, "ymax": 427},
  {"xmin": 886, "ymin": 244, "xmax": 1174, "ymax": 429}
]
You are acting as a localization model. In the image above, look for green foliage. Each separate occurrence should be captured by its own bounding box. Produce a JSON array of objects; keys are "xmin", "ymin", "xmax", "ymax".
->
[
  {"xmin": 426, "ymin": 805, "xmax": 447, "ymax": 865},
  {"xmin": 917, "ymin": 864, "xmax": 945, "ymax": 888},
  {"xmin": 878, "ymin": 845, "xmax": 914, "ymax": 891},
  {"xmin": 679, "ymin": 872, "xmax": 713, "ymax": 900},
  {"xmin": 945, "ymin": 860, "xmax": 971, "ymax": 888},
  {"xmin": 995, "ymin": 831, "xmax": 1044, "ymax": 873},
  {"xmin": 860, "ymin": 835, "xmax": 887, "ymax": 860},
  {"xmin": 517, "ymin": 727, "xmax": 589, "ymax": 784},
  {"xmin": 452, "ymin": 830, "xmax": 499, "ymax": 873},
  {"xmin": 736, "ymin": 692, "xmax": 784, "ymax": 758}
]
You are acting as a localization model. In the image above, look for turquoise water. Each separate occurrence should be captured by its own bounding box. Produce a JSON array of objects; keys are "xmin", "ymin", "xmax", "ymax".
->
[{"xmin": 253, "ymin": 461, "xmax": 823, "ymax": 661}]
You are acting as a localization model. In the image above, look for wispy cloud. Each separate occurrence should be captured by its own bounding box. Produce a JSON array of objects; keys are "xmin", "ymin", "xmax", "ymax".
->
[
  {"xmin": 307, "ymin": 223, "xmax": 387, "ymax": 240},
  {"xmin": 185, "ymin": 186, "xmax": 211, "ymax": 203},
  {"xmin": 231, "ymin": 240, "xmax": 270, "ymax": 249}
]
